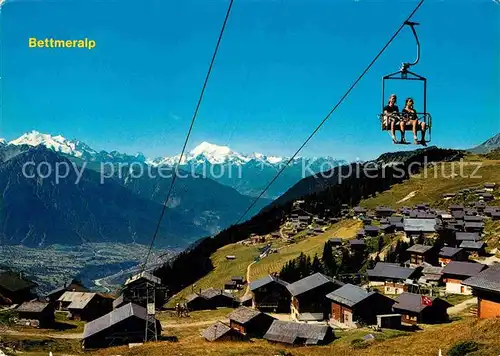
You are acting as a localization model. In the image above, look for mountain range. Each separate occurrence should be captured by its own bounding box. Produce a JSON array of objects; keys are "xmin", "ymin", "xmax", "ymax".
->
[
  {"xmin": 468, "ymin": 133, "xmax": 500, "ymax": 154},
  {"xmin": 6, "ymin": 131, "xmax": 346, "ymax": 199},
  {"xmin": 0, "ymin": 142, "xmax": 271, "ymax": 247}
]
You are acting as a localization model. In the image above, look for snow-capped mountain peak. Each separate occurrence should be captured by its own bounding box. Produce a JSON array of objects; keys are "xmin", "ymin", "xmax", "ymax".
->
[{"xmin": 8, "ymin": 130, "xmax": 97, "ymax": 159}]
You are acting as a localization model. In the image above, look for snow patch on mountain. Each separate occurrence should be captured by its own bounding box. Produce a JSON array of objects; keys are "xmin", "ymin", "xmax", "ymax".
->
[{"xmin": 9, "ymin": 130, "xmax": 97, "ymax": 159}]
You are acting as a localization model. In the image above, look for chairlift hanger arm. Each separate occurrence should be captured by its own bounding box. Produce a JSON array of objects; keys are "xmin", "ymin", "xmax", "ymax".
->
[{"xmin": 401, "ymin": 21, "xmax": 421, "ymax": 71}]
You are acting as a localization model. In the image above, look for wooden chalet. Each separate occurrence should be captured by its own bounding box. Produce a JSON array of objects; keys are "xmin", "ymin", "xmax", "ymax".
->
[
  {"xmin": 264, "ymin": 320, "xmax": 334, "ymax": 346},
  {"xmin": 442, "ymin": 261, "xmax": 487, "ymax": 295},
  {"xmin": 227, "ymin": 306, "xmax": 275, "ymax": 337},
  {"xmin": 438, "ymin": 247, "xmax": 468, "ymax": 267},
  {"xmin": 463, "ymin": 264, "xmax": 500, "ymax": 319},
  {"xmin": 418, "ymin": 264, "xmax": 443, "ymax": 286},
  {"xmin": 328, "ymin": 238, "xmax": 343, "ymax": 247},
  {"xmin": 16, "ymin": 301, "xmax": 55, "ymax": 327},
  {"xmin": 349, "ymin": 239, "xmax": 365, "ymax": 252},
  {"xmin": 185, "ymin": 288, "xmax": 235, "ymax": 311},
  {"xmin": 122, "ymin": 271, "xmax": 165, "ymax": 309},
  {"xmin": 392, "ymin": 292, "xmax": 451, "ymax": 325},
  {"xmin": 82, "ymin": 303, "xmax": 161, "ymax": 349},
  {"xmin": 449, "ymin": 204, "xmax": 464, "ymax": 212},
  {"xmin": 0, "ymin": 270, "xmax": 37, "ymax": 305},
  {"xmin": 45, "ymin": 279, "xmax": 89, "ymax": 303},
  {"xmin": 406, "ymin": 244, "xmax": 435, "ymax": 266},
  {"xmin": 239, "ymin": 294, "xmax": 253, "ymax": 307},
  {"xmin": 353, "ymin": 206, "xmax": 367, "ymax": 216},
  {"xmin": 375, "ymin": 206, "xmax": 394, "ymax": 218},
  {"xmin": 459, "ymin": 240, "xmax": 486, "ymax": 257},
  {"xmin": 287, "ymin": 272, "xmax": 344, "ymax": 322},
  {"xmin": 483, "ymin": 183, "xmax": 496, "ymax": 191},
  {"xmin": 464, "ymin": 222, "xmax": 485, "ymax": 233},
  {"xmin": 202, "ymin": 321, "xmax": 246, "ymax": 342},
  {"xmin": 326, "ymin": 284, "xmax": 395, "ymax": 328},
  {"xmin": 403, "ymin": 218, "xmax": 437, "ymax": 239},
  {"xmin": 58, "ymin": 292, "xmax": 114, "ymax": 321},
  {"xmin": 455, "ymin": 232, "xmax": 481, "ymax": 245},
  {"xmin": 249, "ymin": 274, "xmax": 290, "ymax": 313},
  {"xmin": 366, "ymin": 262, "xmax": 418, "ymax": 295},
  {"xmin": 364, "ymin": 225, "xmax": 380, "ymax": 237}
]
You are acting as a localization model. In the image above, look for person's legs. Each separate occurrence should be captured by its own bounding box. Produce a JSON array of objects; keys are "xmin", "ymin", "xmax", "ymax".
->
[
  {"xmin": 399, "ymin": 120, "xmax": 406, "ymax": 143},
  {"xmin": 420, "ymin": 122, "xmax": 427, "ymax": 146},
  {"xmin": 412, "ymin": 120, "xmax": 418, "ymax": 144},
  {"xmin": 390, "ymin": 118, "xmax": 397, "ymax": 142}
]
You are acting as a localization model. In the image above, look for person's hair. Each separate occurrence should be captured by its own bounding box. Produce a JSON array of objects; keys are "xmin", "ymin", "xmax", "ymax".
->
[
  {"xmin": 388, "ymin": 94, "xmax": 397, "ymax": 103},
  {"xmin": 405, "ymin": 97, "xmax": 414, "ymax": 107}
]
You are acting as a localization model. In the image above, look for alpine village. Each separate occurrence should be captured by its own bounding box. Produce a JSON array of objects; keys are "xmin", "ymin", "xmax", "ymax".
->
[{"xmin": 2, "ymin": 142, "xmax": 500, "ymax": 356}]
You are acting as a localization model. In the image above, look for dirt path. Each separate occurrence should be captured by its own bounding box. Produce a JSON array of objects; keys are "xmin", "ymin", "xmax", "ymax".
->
[
  {"xmin": 1, "ymin": 329, "xmax": 82, "ymax": 339},
  {"xmin": 161, "ymin": 319, "xmax": 227, "ymax": 328},
  {"xmin": 448, "ymin": 297, "xmax": 477, "ymax": 315},
  {"xmin": 396, "ymin": 190, "xmax": 418, "ymax": 204},
  {"xmin": 243, "ymin": 261, "xmax": 257, "ymax": 297}
]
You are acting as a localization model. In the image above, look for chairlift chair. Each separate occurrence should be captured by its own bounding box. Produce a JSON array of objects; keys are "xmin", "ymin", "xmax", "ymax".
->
[{"xmin": 380, "ymin": 21, "xmax": 432, "ymax": 144}]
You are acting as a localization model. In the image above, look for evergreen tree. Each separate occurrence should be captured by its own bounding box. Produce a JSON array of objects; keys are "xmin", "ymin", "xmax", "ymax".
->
[
  {"xmin": 377, "ymin": 236, "xmax": 384, "ymax": 252},
  {"xmin": 322, "ymin": 242, "xmax": 334, "ymax": 275},
  {"xmin": 312, "ymin": 254, "xmax": 323, "ymax": 274}
]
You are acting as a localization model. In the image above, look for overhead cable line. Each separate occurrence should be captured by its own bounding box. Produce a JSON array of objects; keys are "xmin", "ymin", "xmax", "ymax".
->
[
  {"xmin": 233, "ymin": 0, "xmax": 425, "ymax": 225},
  {"xmin": 140, "ymin": 0, "xmax": 235, "ymax": 273}
]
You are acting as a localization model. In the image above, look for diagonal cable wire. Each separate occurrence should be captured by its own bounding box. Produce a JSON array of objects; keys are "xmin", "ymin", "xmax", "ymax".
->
[
  {"xmin": 234, "ymin": 0, "xmax": 425, "ymax": 225},
  {"xmin": 141, "ymin": 0, "xmax": 234, "ymax": 272}
]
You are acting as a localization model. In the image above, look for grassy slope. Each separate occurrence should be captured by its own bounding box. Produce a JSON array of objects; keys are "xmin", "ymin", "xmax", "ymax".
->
[
  {"xmin": 249, "ymin": 220, "xmax": 361, "ymax": 281},
  {"xmin": 92, "ymin": 317, "xmax": 500, "ymax": 356},
  {"xmin": 168, "ymin": 220, "xmax": 361, "ymax": 306},
  {"xmin": 360, "ymin": 155, "xmax": 500, "ymax": 209}
]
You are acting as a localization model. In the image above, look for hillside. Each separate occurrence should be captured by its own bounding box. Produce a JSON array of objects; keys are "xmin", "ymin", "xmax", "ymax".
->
[
  {"xmin": 168, "ymin": 220, "xmax": 361, "ymax": 306},
  {"xmin": 154, "ymin": 146, "xmax": 467, "ymax": 295},
  {"xmin": 90, "ymin": 317, "xmax": 500, "ymax": 356}
]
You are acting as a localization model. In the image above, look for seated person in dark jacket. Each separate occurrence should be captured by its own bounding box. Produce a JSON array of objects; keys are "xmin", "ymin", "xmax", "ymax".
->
[{"xmin": 402, "ymin": 97, "xmax": 427, "ymax": 146}]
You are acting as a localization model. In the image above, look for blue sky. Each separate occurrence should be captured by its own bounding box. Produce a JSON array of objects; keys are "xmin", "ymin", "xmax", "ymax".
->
[{"xmin": 1, "ymin": 0, "xmax": 499, "ymax": 161}]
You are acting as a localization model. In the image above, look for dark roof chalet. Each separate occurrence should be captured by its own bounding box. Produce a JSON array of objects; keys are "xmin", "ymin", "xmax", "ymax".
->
[
  {"xmin": 16, "ymin": 301, "xmax": 52, "ymax": 313},
  {"xmin": 484, "ymin": 183, "xmax": 496, "ymax": 188},
  {"xmin": 350, "ymin": 239, "xmax": 365, "ymax": 246},
  {"xmin": 326, "ymin": 284, "xmax": 389, "ymax": 308},
  {"xmin": 376, "ymin": 206, "xmax": 394, "ymax": 213},
  {"xmin": 83, "ymin": 303, "xmax": 155, "ymax": 339},
  {"xmin": 201, "ymin": 321, "xmax": 238, "ymax": 341},
  {"xmin": 442, "ymin": 261, "xmax": 487, "ymax": 278},
  {"xmin": 393, "ymin": 292, "xmax": 451, "ymax": 313},
  {"xmin": 464, "ymin": 222, "xmax": 485, "ymax": 229},
  {"xmin": 367, "ymin": 262, "xmax": 416, "ymax": 281},
  {"xmin": 364, "ymin": 225, "xmax": 380, "ymax": 232},
  {"xmin": 231, "ymin": 276, "xmax": 244, "ymax": 282},
  {"xmin": 249, "ymin": 275, "xmax": 289, "ymax": 292},
  {"xmin": 227, "ymin": 306, "xmax": 263, "ymax": 325},
  {"xmin": 459, "ymin": 240, "xmax": 485, "ymax": 250},
  {"xmin": 287, "ymin": 273, "xmax": 343, "ymax": 297},
  {"xmin": 264, "ymin": 320, "xmax": 332, "ymax": 345},
  {"xmin": 449, "ymin": 204, "xmax": 464, "ymax": 210},
  {"xmin": 406, "ymin": 244, "xmax": 433, "ymax": 254},
  {"xmin": 353, "ymin": 207, "xmax": 367, "ymax": 213},
  {"xmin": 455, "ymin": 232, "xmax": 480, "ymax": 241},
  {"xmin": 403, "ymin": 218, "xmax": 437, "ymax": 233},
  {"xmin": 463, "ymin": 264, "xmax": 500, "ymax": 293},
  {"xmin": 439, "ymin": 247, "xmax": 463, "ymax": 258}
]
